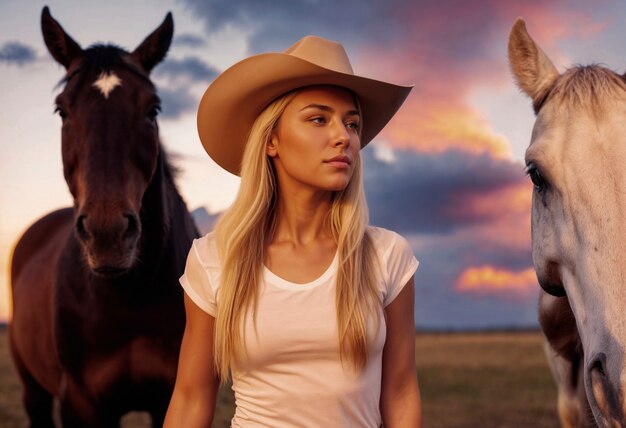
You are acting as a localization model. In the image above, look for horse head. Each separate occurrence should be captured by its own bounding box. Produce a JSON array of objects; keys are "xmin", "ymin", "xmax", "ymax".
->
[
  {"xmin": 509, "ymin": 18, "xmax": 626, "ymax": 426},
  {"xmin": 41, "ymin": 7, "xmax": 173, "ymax": 277}
]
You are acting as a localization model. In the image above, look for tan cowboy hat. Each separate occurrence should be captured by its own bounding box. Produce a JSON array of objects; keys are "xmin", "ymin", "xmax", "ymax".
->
[{"xmin": 197, "ymin": 35, "xmax": 413, "ymax": 176}]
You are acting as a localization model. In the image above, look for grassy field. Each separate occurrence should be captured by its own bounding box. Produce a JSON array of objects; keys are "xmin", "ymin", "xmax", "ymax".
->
[
  {"xmin": 0, "ymin": 329, "xmax": 558, "ymax": 427},
  {"xmin": 416, "ymin": 331, "xmax": 558, "ymax": 428}
]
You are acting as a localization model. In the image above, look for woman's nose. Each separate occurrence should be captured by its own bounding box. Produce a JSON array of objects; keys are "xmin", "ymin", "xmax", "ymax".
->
[{"xmin": 332, "ymin": 121, "xmax": 351, "ymax": 146}]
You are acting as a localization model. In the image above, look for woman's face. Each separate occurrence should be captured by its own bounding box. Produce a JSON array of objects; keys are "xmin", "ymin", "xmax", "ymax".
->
[{"xmin": 268, "ymin": 86, "xmax": 361, "ymax": 193}]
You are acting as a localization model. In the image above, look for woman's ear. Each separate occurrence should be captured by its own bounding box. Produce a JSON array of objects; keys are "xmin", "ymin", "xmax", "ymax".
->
[{"xmin": 267, "ymin": 134, "xmax": 278, "ymax": 157}]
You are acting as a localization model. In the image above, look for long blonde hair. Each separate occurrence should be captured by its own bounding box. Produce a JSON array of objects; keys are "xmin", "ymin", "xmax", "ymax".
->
[{"xmin": 213, "ymin": 88, "xmax": 380, "ymax": 382}]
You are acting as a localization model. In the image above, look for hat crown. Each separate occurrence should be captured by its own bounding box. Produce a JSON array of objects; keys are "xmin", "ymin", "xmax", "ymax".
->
[{"xmin": 284, "ymin": 36, "xmax": 354, "ymax": 75}]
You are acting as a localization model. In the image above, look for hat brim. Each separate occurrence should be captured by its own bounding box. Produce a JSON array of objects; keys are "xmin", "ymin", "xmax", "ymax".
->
[{"xmin": 197, "ymin": 52, "xmax": 413, "ymax": 176}]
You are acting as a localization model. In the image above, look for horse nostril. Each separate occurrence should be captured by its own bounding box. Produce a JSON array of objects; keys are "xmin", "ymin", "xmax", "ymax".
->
[
  {"xmin": 587, "ymin": 352, "xmax": 623, "ymax": 421},
  {"xmin": 123, "ymin": 213, "xmax": 139, "ymax": 240},
  {"xmin": 589, "ymin": 352, "xmax": 607, "ymax": 379},
  {"xmin": 75, "ymin": 214, "xmax": 89, "ymax": 241}
]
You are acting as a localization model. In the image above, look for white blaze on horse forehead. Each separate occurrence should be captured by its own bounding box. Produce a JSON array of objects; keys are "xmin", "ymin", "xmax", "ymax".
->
[{"xmin": 92, "ymin": 72, "xmax": 122, "ymax": 99}]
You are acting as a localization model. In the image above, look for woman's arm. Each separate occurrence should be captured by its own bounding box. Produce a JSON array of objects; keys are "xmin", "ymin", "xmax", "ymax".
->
[
  {"xmin": 380, "ymin": 277, "xmax": 422, "ymax": 428},
  {"xmin": 163, "ymin": 292, "xmax": 220, "ymax": 427}
]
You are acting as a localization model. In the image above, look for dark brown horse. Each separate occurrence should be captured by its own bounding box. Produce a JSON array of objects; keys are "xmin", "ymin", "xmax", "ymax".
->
[{"xmin": 9, "ymin": 7, "xmax": 198, "ymax": 427}]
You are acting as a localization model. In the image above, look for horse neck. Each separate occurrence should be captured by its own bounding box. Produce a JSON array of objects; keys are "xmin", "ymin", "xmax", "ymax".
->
[{"xmin": 137, "ymin": 144, "xmax": 194, "ymax": 271}]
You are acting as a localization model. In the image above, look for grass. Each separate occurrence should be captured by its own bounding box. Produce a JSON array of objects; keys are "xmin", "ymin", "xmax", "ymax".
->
[
  {"xmin": 416, "ymin": 331, "xmax": 558, "ymax": 428},
  {"xmin": 0, "ymin": 328, "xmax": 558, "ymax": 427}
]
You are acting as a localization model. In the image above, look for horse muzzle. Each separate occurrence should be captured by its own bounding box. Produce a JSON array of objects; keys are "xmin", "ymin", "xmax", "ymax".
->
[{"xmin": 75, "ymin": 210, "xmax": 141, "ymax": 275}]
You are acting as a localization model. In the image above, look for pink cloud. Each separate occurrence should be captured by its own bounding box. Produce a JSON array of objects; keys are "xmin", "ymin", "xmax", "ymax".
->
[
  {"xmin": 456, "ymin": 265, "xmax": 537, "ymax": 298},
  {"xmin": 353, "ymin": 0, "xmax": 613, "ymax": 157}
]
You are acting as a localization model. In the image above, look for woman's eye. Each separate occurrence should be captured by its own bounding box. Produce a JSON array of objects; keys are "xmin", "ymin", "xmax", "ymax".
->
[
  {"xmin": 148, "ymin": 105, "xmax": 161, "ymax": 121},
  {"xmin": 346, "ymin": 121, "xmax": 360, "ymax": 130},
  {"xmin": 310, "ymin": 117, "xmax": 325, "ymax": 124},
  {"xmin": 54, "ymin": 106, "xmax": 67, "ymax": 120},
  {"xmin": 526, "ymin": 164, "xmax": 546, "ymax": 191}
]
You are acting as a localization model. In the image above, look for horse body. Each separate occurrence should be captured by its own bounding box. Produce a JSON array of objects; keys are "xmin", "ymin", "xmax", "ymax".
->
[
  {"xmin": 539, "ymin": 291, "xmax": 591, "ymax": 427},
  {"xmin": 9, "ymin": 8, "xmax": 197, "ymax": 427},
  {"xmin": 509, "ymin": 19, "xmax": 626, "ymax": 427},
  {"xmin": 10, "ymin": 209, "xmax": 70, "ymax": 396}
]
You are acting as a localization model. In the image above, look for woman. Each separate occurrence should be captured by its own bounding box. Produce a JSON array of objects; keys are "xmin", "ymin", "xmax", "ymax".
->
[{"xmin": 164, "ymin": 36, "xmax": 421, "ymax": 427}]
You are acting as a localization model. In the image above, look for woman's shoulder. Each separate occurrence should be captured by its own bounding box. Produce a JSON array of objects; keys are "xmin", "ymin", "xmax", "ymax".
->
[
  {"xmin": 366, "ymin": 225, "xmax": 400, "ymax": 251},
  {"xmin": 366, "ymin": 225, "xmax": 416, "ymax": 263},
  {"xmin": 191, "ymin": 230, "xmax": 220, "ymax": 268},
  {"xmin": 367, "ymin": 225, "xmax": 419, "ymax": 304}
]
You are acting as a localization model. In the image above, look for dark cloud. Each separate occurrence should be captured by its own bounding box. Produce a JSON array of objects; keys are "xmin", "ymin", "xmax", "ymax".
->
[
  {"xmin": 178, "ymin": 0, "xmax": 551, "ymax": 64},
  {"xmin": 0, "ymin": 41, "xmax": 37, "ymax": 66},
  {"xmin": 404, "ymin": 200, "xmax": 535, "ymax": 330},
  {"xmin": 361, "ymin": 147, "xmax": 537, "ymax": 329},
  {"xmin": 173, "ymin": 33, "xmax": 206, "ymax": 48},
  {"xmin": 363, "ymin": 147, "xmax": 526, "ymax": 235},
  {"xmin": 156, "ymin": 56, "xmax": 218, "ymax": 82},
  {"xmin": 178, "ymin": 0, "xmax": 601, "ymax": 100},
  {"xmin": 181, "ymin": 0, "xmax": 401, "ymax": 53},
  {"xmin": 154, "ymin": 57, "xmax": 217, "ymax": 118},
  {"xmin": 157, "ymin": 87, "xmax": 197, "ymax": 119},
  {"xmin": 410, "ymin": 233, "xmax": 537, "ymax": 330}
]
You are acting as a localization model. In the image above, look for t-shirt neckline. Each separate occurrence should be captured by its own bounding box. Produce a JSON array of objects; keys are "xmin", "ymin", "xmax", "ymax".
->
[{"xmin": 263, "ymin": 251, "xmax": 339, "ymax": 290}]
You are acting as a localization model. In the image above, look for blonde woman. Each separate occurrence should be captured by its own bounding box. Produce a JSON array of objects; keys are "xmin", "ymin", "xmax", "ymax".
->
[{"xmin": 164, "ymin": 36, "xmax": 421, "ymax": 427}]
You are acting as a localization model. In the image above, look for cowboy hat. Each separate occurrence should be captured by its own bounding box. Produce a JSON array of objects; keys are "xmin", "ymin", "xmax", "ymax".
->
[{"xmin": 197, "ymin": 35, "xmax": 413, "ymax": 176}]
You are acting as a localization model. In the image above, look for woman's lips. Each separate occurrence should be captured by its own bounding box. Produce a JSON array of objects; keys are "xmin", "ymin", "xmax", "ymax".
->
[{"xmin": 324, "ymin": 155, "xmax": 351, "ymax": 168}]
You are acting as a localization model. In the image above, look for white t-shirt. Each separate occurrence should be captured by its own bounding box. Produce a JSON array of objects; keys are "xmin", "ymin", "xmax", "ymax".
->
[{"xmin": 179, "ymin": 226, "xmax": 419, "ymax": 428}]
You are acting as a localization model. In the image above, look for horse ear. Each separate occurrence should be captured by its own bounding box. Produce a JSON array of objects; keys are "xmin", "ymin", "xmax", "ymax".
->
[
  {"xmin": 41, "ymin": 6, "xmax": 83, "ymax": 69},
  {"xmin": 508, "ymin": 18, "xmax": 559, "ymax": 109},
  {"xmin": 131, "ymin": 12, "xmax": 173, "ymax": 74}
]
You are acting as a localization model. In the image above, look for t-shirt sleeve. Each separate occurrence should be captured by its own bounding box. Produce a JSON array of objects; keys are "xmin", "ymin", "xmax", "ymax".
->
[
  {"xmin": 179, "ymin": 239, "xmax": 218, "ymax": 316},
  {"xmin": 383, "ymin": 232, "xmax": 419, "ymax": 307}
]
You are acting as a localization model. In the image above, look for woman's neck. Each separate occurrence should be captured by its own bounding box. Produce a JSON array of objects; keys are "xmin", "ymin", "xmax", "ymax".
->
[{"xmin": 272, "ymin": 186, "xmax": 333, "ymax": 246}]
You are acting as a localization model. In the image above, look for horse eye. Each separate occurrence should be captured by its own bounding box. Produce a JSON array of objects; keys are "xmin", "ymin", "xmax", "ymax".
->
[
  {"xmin": 147, "ymin": 105, "xmax": 161, "ymax": 120},
  {"xmin": 54, "ymin": 106, "xmax": 67, "ymax": 120},
  {"xmin": 526, "ymin": 164, "xmax": 546, "ymax": 191}
]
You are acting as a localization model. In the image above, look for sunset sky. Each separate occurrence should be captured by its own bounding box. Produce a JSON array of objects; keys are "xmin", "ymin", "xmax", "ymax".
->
[{"xmin": 1, "ymin": 0, "xmax": 624, "ymax": 328}]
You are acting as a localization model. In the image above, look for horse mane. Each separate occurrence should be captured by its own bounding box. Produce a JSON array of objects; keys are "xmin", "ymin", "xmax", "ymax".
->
[
  {"xmin": 151, "ymin": 149, "xmax": 187, "ymax": 247},
  {"xmin": 537, "ymin": 65, "xmax": 626, "ymax": 114}
]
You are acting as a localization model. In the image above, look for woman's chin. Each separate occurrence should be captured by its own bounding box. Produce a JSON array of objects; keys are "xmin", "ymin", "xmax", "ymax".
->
[{"xmin": 324, "ymin": 180, "xmax": 351, "ymax": 192}]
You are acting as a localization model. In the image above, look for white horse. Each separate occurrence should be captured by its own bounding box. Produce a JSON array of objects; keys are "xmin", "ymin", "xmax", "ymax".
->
[{"xmin": 509, "ymin": 19, "xmax": 626, "ymax": 428}]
